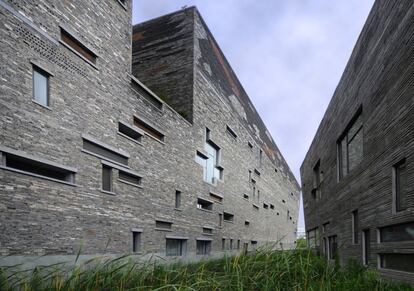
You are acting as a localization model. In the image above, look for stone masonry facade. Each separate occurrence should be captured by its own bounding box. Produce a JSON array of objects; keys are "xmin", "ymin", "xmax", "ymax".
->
[
  {"xmin": 0, "ymin": 0, "xmax": 299, "ymax": 265},
  {"xmin": 301, "ymin": 0, "xmax": 414, "ymax": 285}
]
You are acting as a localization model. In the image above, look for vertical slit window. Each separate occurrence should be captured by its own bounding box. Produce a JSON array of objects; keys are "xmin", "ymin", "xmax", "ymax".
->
[
  {"xmin": 394, "ymin": 159, "xmax": 408, "ymax": 212},
  {"xmin": 102, "ymin": 165, "xmax": 113, "ymax": 192},
  {"xmin": 132, "ymin": 231, "xmax": 141, "ymax": 252},
  {"xmin": 352, "ymin": 210, "xmax": 359, "ymax": 244},
  {"xmin": 33, "ymin": 66, "xmax": 49, "ymax": 106},
  {"xmin": 175, "ymin": 190, "xmax": 181, "ymax": 209}
]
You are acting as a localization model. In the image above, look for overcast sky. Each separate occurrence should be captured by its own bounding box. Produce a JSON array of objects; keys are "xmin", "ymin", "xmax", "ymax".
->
[{"xmin": 132, "ymin": 0, "xmax": 375, "ymax": 234}]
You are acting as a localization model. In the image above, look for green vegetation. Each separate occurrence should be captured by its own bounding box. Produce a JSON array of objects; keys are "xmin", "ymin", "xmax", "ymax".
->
[{"xmin": 0, "ymin": 248, "xmax": 412, "ymax": 291}]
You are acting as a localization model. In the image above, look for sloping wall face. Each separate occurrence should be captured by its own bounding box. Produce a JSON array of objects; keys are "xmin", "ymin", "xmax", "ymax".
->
[
  {"xmin": 192, "ymin": 10, "xmax": 300, "ymax": 245},
  {"xmin": 301, "ymin": 0, "xmax": 414, "ymax": 284},
  {"xmin": 132, "ymin": 10, "xmax": 195, "ymax": 122}
]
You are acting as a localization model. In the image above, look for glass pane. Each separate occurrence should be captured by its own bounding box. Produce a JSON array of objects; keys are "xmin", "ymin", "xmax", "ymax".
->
[
  {"xmin": 33, "ymin": 69, "xmax": 48, "ymax": 106},
  {"xmin": 102, "ymin": 166, "xmax": 112, "ymax": 191},
  {"xmin": 396, "ymin": 163, "xmax": 408, "ymax": 211},
  {"xmin": 381, "ymin": 253, "xmax": 414, "ymax": 273},
  {"xmin": 348, "ymin": 115, "xmax": 362, "ymax": 140},
  {"xmin": 380, "ymin": 221, "xmax": 414, "ymax": 242},
  {"xmin": 348, "ymin": 127, "xmax": 363, "ymax": 172},
  {"xmin": 166, "ymin": 239, "xmax": 182, "ymax": 256}
]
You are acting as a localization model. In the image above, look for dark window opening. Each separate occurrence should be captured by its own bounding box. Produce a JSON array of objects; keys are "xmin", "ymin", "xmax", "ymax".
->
[
  {"xmin": 166, "ymin": 239, "xmax": 186, "ymax": 256},
  {"xmin": 60, "ymin": 28, "xmax": 97, "ymax": 64},
  {"xmin": 83, "ymin": 138, "xmax": 128, "ymax": 166},
  {"xmin": 226, "ymin": 125, "xmax": 237, "ymax": 139},
  {"xmin": 155, "ymin": 220, "xmax": 172, "ymax": 230},
  {"xmin": 245, "ymin": 220, "xmax": 250, "ymax": 226},
  {"xmin": 223, "ymin": 212, "xmax": 234, "ymax": 222},
  {"xmin": 352, "ymin": 210, "xmax": 359, "ymax": 244},
  {"xmin": 328, "ymin": 235, "xmax": 337, "ymax": 259},
  {"xmin": 243, "ymin": 194, "xmax": 249, "ymax": 200},
  {"xmin": 270, "ymin": 204, "xmax": 275, "ymax": 209},
  {"xmin": 118, "ymin": 170, "xmax": 141, "ymax": 187},
  {"xmin": 202, "ymin": 227, "xmax": 213, "ymax": 235},
  {"xmin": 196, "ymin": 240, "xmax": 211, "ymax": 255},
  {"xmin": 210, "ymin": 192, "xmax": 223, "ymax": 203},
  {"xmin": 362, "ymin": 229, "xmax": 370, "ymax": 266},
  {"xmin": 133, "ymin": 116, "xmax": 165, "ymax": 142},
  {"xmin": 175, "ymin": 190, "xmax": 181, "ymax": 208},
  {"xmin": 380, "ymin": 253, "xmax": 414, "ymax": 273},
  {"xmin": 222, "ymin": 238, "xmax": 226, "ymax": 250},
  {"xmin": 263, "ymin": 203, "xmax": 269, "ymax": 209},
  {"xmin": 197, "ymin": 198, "xmax": 213, "ymax": 211},
  {"xmin": 1, "ymin": 151, "xmax": 75, "ymax": 183},
  {"xmin": 118, "ymin": 122, "xmax": 142, "ymax": 143},
  {"xmin": 102, "ymin": 165, "xmax": 113, "ymax": 192},
  {"xmin": 132, "ymin": 231, "xmax": 141, "ymax": 252},
  {"xmin": 394, "ymin": 159, "xmax": 408, "ymax": 212},
  {"xmin": 380, "ymin": 221, "xmax": 414, "ymax": 242}
]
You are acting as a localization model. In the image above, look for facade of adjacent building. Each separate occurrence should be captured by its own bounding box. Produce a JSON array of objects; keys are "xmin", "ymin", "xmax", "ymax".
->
[
  {"xmin": 0, "ymin": 0, "xmax": 299, "ymax": 265},
  {"xmin": 301, "ymin": 0, "xmax": 414, "ymax": 284}
]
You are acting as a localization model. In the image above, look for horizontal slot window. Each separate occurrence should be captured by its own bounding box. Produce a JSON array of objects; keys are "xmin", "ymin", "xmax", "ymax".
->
[
  {"xmin": 134, "ymin": 116, "xmax": 165, "ymax": 142},
  {"xmin": 0, "ymin": 148, "xmax": 76, "ymax": 184},
  {"xmin": 118, "ymin": 170, "xmax": 142, "ymax": 187},
  {"xmin": 60, "ymin": 28, "xmax": 97, "ymax": 64},
  {"xmin": 226, "ymin": 125, "xmax": 237, "ymax": 139},
  {"xmin": 380, "ymin": 221, "xmax": 414, "ymax": 242},
  {"xmin": 245, "ymin": 220, "xmax": 250, "ymax": 226},
  {"xmin": 82, "ymin": 136, "xmax": 129, "ymax": 166},
  {"xmin": 202, "ymin": 227, "xmax": 213, "ymax": 235},
  {"xmin": 380, "ymin": 253, "xmax": 414, "ymax": 273},
  {"xmin": 223, "ymin": 212, "xmax": 234, "ymax": 222},
  {"xmin": 254, "ymin": 169, "xmax": 261, "ymax": 176},
  {"xmin": 197, "ymin": 198, "xmax": 213, "ymax": 211},
  {"xmin": 155, "ymin": 220, "xmax": 172, "ymax": 230},
  {"xmin": 243, "ymin": 194, "xmax": 249, "ymax": 200},
  {"xmin": 118, "ymin": 122, "xmax": 143, "ymax": 143}
]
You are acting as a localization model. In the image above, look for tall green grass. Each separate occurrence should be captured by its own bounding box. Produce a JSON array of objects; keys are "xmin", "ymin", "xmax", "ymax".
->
[{"xmin": 0, "ymin": 248, "xmax": 412, "ymax": 290}]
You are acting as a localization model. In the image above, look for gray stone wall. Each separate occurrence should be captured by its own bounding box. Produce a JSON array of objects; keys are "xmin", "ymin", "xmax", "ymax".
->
[
  {"xmin": 0, "ymin": 0, "xmax": 299, "ymax": 265},
  {"xmin": 301, "ymin": 0, "xmax": 414, "ymax": 284}
]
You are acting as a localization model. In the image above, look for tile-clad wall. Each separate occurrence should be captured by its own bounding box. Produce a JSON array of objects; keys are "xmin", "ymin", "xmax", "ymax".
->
[{"xmin": 301, "ymin": 0, "xmax": 414, "ymax": 284}]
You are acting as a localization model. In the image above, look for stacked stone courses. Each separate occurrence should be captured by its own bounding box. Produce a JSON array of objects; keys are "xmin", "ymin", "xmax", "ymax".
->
[
  {"xmin": 301, "ymin": 0, "xmax": 414, "ymax": 285},
  {"xmin": 0, "ymin": 0, "xmax": 299, "ymax": 265}
]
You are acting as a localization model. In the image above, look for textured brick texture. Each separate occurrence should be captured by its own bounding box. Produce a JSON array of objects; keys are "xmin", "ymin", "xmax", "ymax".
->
[
  {"xmin": 0, "ymin": 0, "xmax": 299, "ymax": 263},
  {"xmin": 301, "ymin": 0, "xmax": 414, "ymax": 284}
]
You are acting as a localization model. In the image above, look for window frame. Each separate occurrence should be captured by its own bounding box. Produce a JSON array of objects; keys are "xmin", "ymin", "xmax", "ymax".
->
[
  {"xmin": 393, "ymin": 158, "xmax": 408, "ymax": 213},
  {"xmin": 32, "ymin": 65, "xmax": 50, "ymax": 107}
]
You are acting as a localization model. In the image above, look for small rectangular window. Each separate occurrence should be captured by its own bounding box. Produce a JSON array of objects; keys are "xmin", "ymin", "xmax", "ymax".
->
[
  {"xmin": 196, "ymin": 240, "xmax": 211, "ymax": 255},
  {"xmin": 134, "ymin": 116, "xmax": 165, "ymax": 142},
  {"xmin": 175, "ymin": 190, "xmax": 181, "ymax": 208},
  {"xmin": 237, "ymin": 239, "xmax": 240, "ymax": 249},
  {"xmin": 102, "ymin": 165, "xmax": 113, "ymax": 192},
  {"xmin": 380, "ymin": 221, "xmax": 414, "ymax": 242},
  {"xmin": 155, "ymin": 220, "xmax": 172, "ymax": 230},
  {"xmin": 328, "ymin": 235, "xmax": 337, "ymax": 259},
  {"xmin": 222, "ymin": 238, "xmax": 226, "ymax": 250},
  {"xmin": 230, "ymin": 239, "xmax": 233, "ymax": 250},
  {"xmin": 0, "ymin": 148, "xmax": 76, "ymax": 184},
  {"xmin": 259, "ymin": 149, "xmax": 263, "ymax": 165},
  {"xmin": 248, "ymin": 141, "xmax": 253, "ymax": 149},
  {"xmin": 362, "ymin": 229, "xmax": 370, "ymax": 266},
  {"xmin": 352, "ymin": 210, "xmax": 359, "ymax": 244},
  {"xmin": 394, "ymin": 159, "xmax": 408, "ymax": 212},
  {"xmin": 32, "ymin": 66, "xmax": 49, "ymax": 106},
  {"xmin": 245, "ymin": 220, "xmax": 250, "ymax": 227},
  {"xmin": 118, "ymin": 122, "xmax": 143, "ymax": 143},
  {"xmin": 197, "ymin": 198, "xmax": 213, "ymax": 211},
  {"xmin": 243, "ymin": 194, "xmax": 249, "ymax": 200},
  {"xmin": 270, "ymin": 204, "xmax": 274, "ymax": 209},
  {"xmin": 132, "ymin": 231, "xmax": 141, "ymax": 252},
  {"xmin": 263, "ymin": 203, "xmax": 269, "ymax": 209},
  {"xmin": 226, "ymin": 125, "xmax": 237, "ymax": 139},
  {"xmin": 118, "ymin": 170, "xmax": 141, "ymax": 187},
  {"xmin": 312, "ymin": 160, "xmax": 322, "ymax": 200},
  {"xmin": 60, "ymin": 28, "xmax": 97, "ymax": 64},
  {"xmin": 202, "ymin": 227, "xmax": 213, "ymax": 235},
  {"xmin": 253, "ymin": 203, "xmax": 259, "ymax": 210},
  {"xmin": 166, "ymin": 239, "xmax": 186, "ymax": 256},
  {"xmin": 223, "ymin": 212, "xmax": 234, "ymax": 222},
  {"xmin": 218, "ymin": 213, "xmax": 223, "ymax": 227},
  {"xmin": 380, "ymin": 253, "xmax": 414, "ymax": 273},
  {"xmin": 254, "ymin": 168, "xmax": 261, "ymax": 176}
]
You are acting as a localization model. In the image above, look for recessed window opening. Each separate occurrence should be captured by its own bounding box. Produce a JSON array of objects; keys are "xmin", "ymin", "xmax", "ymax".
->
[
  {"xmin": 380, "ymin": 221, "xmax": 414, "ymax": 242},
  {"xmin": 82, "ymin": 137, "xmax": 129, "ymax": 166},
  {"xmin": 226, "ymin": 125, "xmax": 237, "ymax": 139},
  {"xmin": 196, "ymin": 240, "xmax": 211, "ymax": 255},
  {"xmin": 132, "ymin": 231, "xmax": 141, "ymax": 252},
  {"xmin": 102, "ymin": 165, "xmax": 113, "ymax": 192},
  {"xmin": 394, "ymin": 159, "xmax": 408, "ymax": 212},
  {"xmin": 175, "ymin": 190, "xmax": 181, "ymax": 208},
  {"xmin": 352, "ymin": 210, "xmax": 359, "ymax": 244},
  {"xmin": 155, "ymin": 220, "xmax": 172, "ymax": 230},
  {"xmin": 380, "ymin": 253, "xmax": 414, "ymax": 273},
  {"xmin": 60, "ymin": 28, "xmax": 97, "ymax": 64},
  {"xmin": 245, "ymin": 220, "xmax": 250, "ymax": 226},
  {"xmin": 270, "ymin": 204, "xmax": 275, "ymax": 209},
  {"xmin": 203, "ymin": 227, "xmax": 213, "ymax": 235},
  {"xmin": 243, "ymin": 194, "xmax": 249, "ymax": 200},
  {"xmin": 338, "ymin": 108, "xmax": 363, "ymax": 179},
  {"xmin": 197, "ymin": 198, "xmax": 213, "ymax": 211},
  {"xmin": 210, "ymin": 192, "xmax": 223, "ymax": 203},
  {"xmin": 166, "ymin": 239, "xmax": 186, "ymax": 256},
  {"xmin": 223, "ymin": 212, "xmax": 234, "ymax": 222},
  {"xmin": 118, "ymin": 122, "xmax": 143, "ymax": 143},
  {"xmin": 1, "ymin": 149, "xmax": 75, "ymax": 184},
  {"xmin": 118, "ymin": 170, "xmax": 141, "ymax": 187},
  {"xmin": 134, "ymin": 116, "xmax": 165, "ymax": 142},
  {"xmin": 248, "ymin": 141, "xmax": 253, "ymax": 149},
  {"xmin": 32, "ymin": 66, "xmax": 50, "ymax": 107},
  {"xmin": 263, "ymin": 203, "xmax": 269, "ymax": 209}
]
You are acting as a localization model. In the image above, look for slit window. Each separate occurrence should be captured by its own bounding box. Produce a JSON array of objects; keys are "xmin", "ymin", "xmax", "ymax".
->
[
  {"xmin": 219, "ymin": 213, "xmax": 223, "ymax": 227},
  {"xmin": 248, "ymin": 141, "xmax": 253, "ymax": 150},
  {"xmin": 118, "ymin": 170, "xmax": 141, "ymax": 187},
  {"xmin": 60, "ymin": 28, "xmax": 97, "ymax": 64},
  {"xmin": 222, "ymin": 238, "xmax": 226, "ymax": 250},
  {"xmin": 32, "ymin": 66, "xmax": 49, "ymax": 106},
  {"xmin": 223, "ymin": 212, "xmax": 234, "ymax": 222},
  {"xmin": 352, "ymin": 210, "xmax": 359, "ymax": 244},
  {"xmin": 118, "ymin": 122, "xmax": 143, "ymax": 143},
  {"xmin": 338, "ymin": 109, "xmax": 363, "ymax": 179},
  {"xmin": 197, "ymin": 198, "xmax": 213, "ymax": 211},
  {"xmin": 263, "ymin": 203, "xmax": 269, "ymax": 209},
  {"xmin": 230, "ymin": 239, "xmax": 233, "ymax": 250},
  {"xmin": 226, "ymin": 125, "xmax": 237, "ymax": 139},
  {"xmin": 245, "ymin": 220, "xmax": 250, "ymax": 227},
  {"xmin": 209, "ymin": 192, "xmax": 223, "ymax": 203},
  {"xmin": 134, "ymin": 116, "xmax": 164, "ymax": 142},
  {"xmin": 202, "ymin": 227, "xmax": 213, "ymax": 235},
  {"xmin": 132, "ymin": 231, "xmax": 141, "ymax": 252},
  {"xmin": 82, "ymin": 136, "xmax": 129, "ymax": 166},
  {"xmin": 155, "ymin": 220, "xmax": 172, "ymax": 230},
  {"xmin": 175, "ymin": 190, "xmax": 181, "ymax": 208},
  {"xmin": 270, "ymin": 204, "xmax": 274, "ymax": 209},
  {"xmin": 102, "ymin": 165, "xmax": 113, "ymax": 192},
  {"xmin": 394, "ymin": 159, "xmax": 408, "ymax": 212},
  {"xmin": 0, "ymin": 148, "xmax": 75, "ymax": 184}
]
